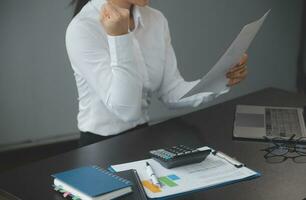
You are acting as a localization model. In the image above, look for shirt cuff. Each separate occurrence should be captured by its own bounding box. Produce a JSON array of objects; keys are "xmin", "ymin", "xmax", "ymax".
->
[{"xmin": 107, "ymin": 33, "xmax": 134, "ymax": 66}]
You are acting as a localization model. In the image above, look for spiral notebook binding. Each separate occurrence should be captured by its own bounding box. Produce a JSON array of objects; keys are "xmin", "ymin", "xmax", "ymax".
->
[{"xmin": 92, "ymin": 166, "xmax": 131, "ymax": 185}]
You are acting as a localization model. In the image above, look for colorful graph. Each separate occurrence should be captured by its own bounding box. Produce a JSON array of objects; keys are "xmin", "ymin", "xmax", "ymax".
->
[{"xmin": 142, "ymin": 174, "xmax": 181, "ymax": 193}]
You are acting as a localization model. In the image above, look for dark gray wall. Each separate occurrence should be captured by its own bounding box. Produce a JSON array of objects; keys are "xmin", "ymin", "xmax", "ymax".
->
[
  {"xmin": 0, "ymin": 0, "xmax": 78, "ymax": 145},
  {"xmin": 0, "ymin": 0, "xmax": 303, "ymax": 146}
]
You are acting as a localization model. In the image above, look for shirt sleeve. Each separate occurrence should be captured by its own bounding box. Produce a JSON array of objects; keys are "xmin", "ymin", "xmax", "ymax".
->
[
  {"xmin": 66, "ymin": 21, "xmax": 142, "ymax": 122},
  {"xmin": 157, "ymin": 16, "xmax": 230, "ymax": 109}
]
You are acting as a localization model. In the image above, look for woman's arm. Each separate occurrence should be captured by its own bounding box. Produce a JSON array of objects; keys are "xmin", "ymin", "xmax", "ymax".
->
[{"xmin": 66, "ymin": 19, "xmax": 143, "ymax": 122}]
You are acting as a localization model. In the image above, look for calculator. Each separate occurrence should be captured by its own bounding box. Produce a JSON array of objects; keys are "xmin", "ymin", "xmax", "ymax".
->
[{"xmin": 149, "ymin": 145, "xmax": 211, "ymax": 169}]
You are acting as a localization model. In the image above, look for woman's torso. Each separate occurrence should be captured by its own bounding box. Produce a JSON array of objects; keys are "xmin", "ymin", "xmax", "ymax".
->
[{"xmin": 66, "ymin": 0, "xmax": 168, "ymax": 136}]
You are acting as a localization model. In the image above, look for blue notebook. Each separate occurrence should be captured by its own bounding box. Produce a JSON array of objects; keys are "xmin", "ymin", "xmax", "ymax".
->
[{"xmin": 52, "ymin": 166, "xmax": 132, "ymax": 199}]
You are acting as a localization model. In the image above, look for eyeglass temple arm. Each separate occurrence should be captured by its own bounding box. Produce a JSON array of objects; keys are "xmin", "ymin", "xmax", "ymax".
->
[
  {"xmin": 303, "ymin": 106, "xmax": 306, "ymax": 124},
  {"xmin": 289, "ymin": 134, "xmax": 296, "ymax": 141}
]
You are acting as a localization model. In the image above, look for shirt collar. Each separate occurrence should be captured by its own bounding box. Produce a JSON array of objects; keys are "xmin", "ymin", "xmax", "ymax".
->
[
  {"xmin": 133, "ymin": 5, "xmax": 144, "ymax": 29},
  {"xmin": 90, "ymin": 0, "xmax": 144, "ymax": 29}
]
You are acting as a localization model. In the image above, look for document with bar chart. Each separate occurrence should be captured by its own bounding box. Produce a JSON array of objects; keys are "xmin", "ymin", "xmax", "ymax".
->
[{"xmin": 109, "ymin": 147, "xmax": 260, "ymax": 199}]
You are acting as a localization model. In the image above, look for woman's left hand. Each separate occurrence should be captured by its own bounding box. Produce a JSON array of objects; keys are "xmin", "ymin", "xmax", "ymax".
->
[{"xmin": 226, "ymin": 53, "xmax": 248, "ymax": 87}]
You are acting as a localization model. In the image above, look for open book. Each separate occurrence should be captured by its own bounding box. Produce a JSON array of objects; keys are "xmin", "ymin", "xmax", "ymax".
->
[{"xmin": 109, "ymin": 147, "xmax": 260, "ymax": 199}]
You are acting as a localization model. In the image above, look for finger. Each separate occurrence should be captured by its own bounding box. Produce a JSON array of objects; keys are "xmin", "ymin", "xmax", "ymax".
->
[
  {"xmin": 228, "ymin": 54, "xmax": 248, "ymax": 71},
  {"xmin": 101, "ymin": 7, "xmax": 110, "ymax": 20},
  {"xmin": 107, "ymin": 1, "xmax": 120, "ymax": 13},
  {"xmin": 226, "ymin": 70, "xmax": 248, "ymax": 79},
  {"xmin": 229, "ymin": 71, "xmax": 248, "ymax": 85},
  {"xmin": 229, "ymin": 62, "xmax": 247, "ymax": 71},
  {"xmin": 227, "ymin": 66, "xmax": 246, "ymax": 76},
  {"xmin": 227, "ymin": 78, "xmax": 242, "ymax": 87},
  {"xmin": 229, "ymin": 78, "xmax": 241, "ymax": 85},
  {"xmin": 101, "ymin": 5, "xmax": 111, "ymax": 19},
  {"xmin": 104, "ymin": 3, "xmax": 120, "ymax": 18},
  {"xmin": 108, "ymin": 1, "xmax": 129, "ymax": 16},
  {"xmin": 226, "ymin": 67, "xmax": 247, "ymax": 78},
  {"xmin": 227, "ymin": 70, "xmax": 248, "ymax": 86},
  {"xmin": 227, "ymin": 69, "xmax": 248, "ymax": 79},
  {"xmin": 239, "ymin": 53, "xmax": 248, "ymax": 65},
  {"xmin": 227, "ymin": 79, "xmax": 236, "ymax": 87},
  {"xmin": 227, "ymin": 63, "xmax": 247, "ymax": 74}
]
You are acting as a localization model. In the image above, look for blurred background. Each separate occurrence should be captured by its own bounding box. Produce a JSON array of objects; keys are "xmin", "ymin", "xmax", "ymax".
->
[{"xmin": 0, "ymin": 0, "xmax": 305, "ymax": 158}]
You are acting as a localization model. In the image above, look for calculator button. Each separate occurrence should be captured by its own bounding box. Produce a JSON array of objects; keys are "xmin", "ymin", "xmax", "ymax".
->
[{"xmin": 168, "ymin": 152, "xmax": 176, "ymax": 157}]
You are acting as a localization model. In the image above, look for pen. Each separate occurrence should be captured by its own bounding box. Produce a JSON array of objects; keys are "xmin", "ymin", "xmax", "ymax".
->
[
  {"xmin": 146, "ymin": 162, "xmax": 161, "ymax": 187},
  {"xmin": 212, "ymin": 151, "xmax": 244, "ymax": 168}
]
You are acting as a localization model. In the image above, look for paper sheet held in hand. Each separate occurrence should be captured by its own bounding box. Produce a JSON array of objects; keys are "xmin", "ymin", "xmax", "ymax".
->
[{"xmin": 180, "ymin": 10, "xmax": 270, "ymax": 99}]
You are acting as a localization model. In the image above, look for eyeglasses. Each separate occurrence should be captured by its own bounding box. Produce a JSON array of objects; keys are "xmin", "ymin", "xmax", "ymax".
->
[{"xmin": 261, "ymin": 134, "xmax": 306, "ymax": 163}]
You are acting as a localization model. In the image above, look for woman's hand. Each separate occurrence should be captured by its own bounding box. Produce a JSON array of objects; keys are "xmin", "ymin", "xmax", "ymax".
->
[
  {"xmin": 100, "ymin": 2, "xmax": 130, "ymax": 36},
  {"xmin": 226, "ymin": 53, "xmax": 248, "ymax": 87}
]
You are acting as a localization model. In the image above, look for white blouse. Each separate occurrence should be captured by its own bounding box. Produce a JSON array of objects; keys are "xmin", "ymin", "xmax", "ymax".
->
[{"xmin": 65, "ymin": 0, "xmax": 229, "ymax": 136}]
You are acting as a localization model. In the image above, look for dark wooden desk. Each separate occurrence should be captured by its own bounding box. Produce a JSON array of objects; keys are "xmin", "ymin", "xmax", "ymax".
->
[{"xmin": 1, "ymin": 88, "xmax": 306, "ymax": 200}]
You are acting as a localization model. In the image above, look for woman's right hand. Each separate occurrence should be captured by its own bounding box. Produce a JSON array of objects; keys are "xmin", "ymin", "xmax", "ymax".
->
[{"xmin": 100, "ymin": 2, "xmax": 130, "ymax": 36}]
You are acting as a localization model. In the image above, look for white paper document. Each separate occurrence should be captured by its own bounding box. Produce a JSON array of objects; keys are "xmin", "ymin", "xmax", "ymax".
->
[
  {"xmin": 110, "ymin": 147, "xmax": 260, "ymax": 199},
  {"xmin": 181, "ymin": 10, "xmax": 270, "ymax": 99}
]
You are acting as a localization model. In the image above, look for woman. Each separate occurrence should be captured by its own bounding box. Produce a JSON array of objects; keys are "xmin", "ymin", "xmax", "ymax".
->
[{"xmin": 67, "ymin": 0, "xmax": 248, "ymax": 147}]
